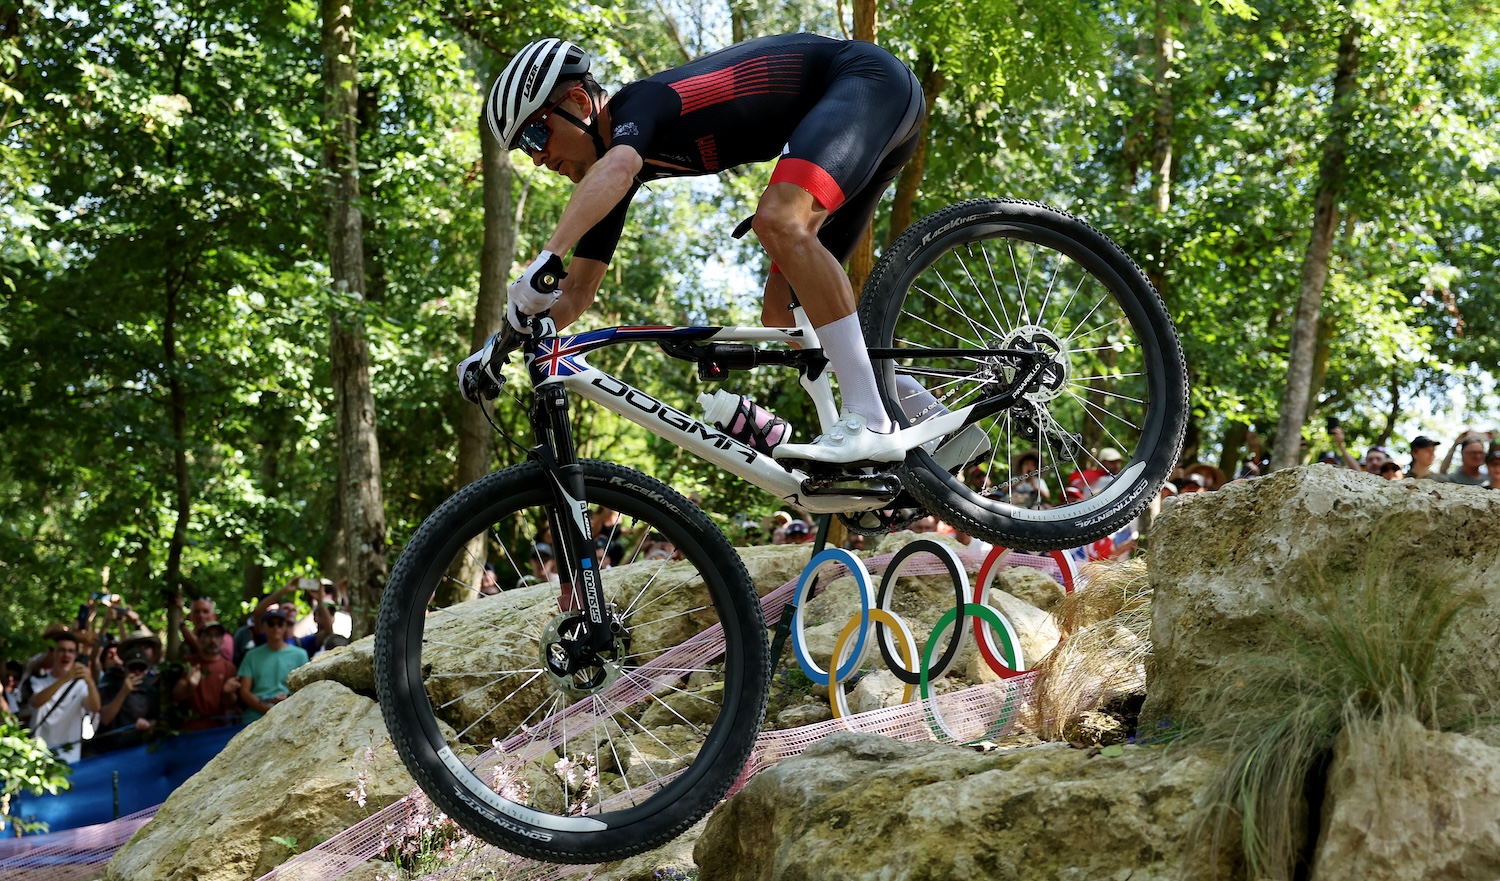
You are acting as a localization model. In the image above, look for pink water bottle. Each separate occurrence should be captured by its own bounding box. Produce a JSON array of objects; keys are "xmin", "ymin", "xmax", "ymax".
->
[{"xmin": 698, "ymin": 390, "xmax": 790, "ymax": 456}]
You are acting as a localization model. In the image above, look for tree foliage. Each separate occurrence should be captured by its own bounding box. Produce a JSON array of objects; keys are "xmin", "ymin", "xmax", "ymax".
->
[{"xmin": 3, "ymin": 0, "xmax": 1499, "ymax": 658}]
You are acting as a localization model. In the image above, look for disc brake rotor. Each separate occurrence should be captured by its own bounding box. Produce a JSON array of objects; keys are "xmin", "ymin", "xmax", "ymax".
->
[{"xmin": 539, "ymin": 608, "xmax": 630, "ymax": 700}]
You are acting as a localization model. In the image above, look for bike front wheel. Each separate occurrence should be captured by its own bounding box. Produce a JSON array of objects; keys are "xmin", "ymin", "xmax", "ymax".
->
[
  {"xmin": 375, "ymin": 460, "xmax": 769, "ymax": 863},
  {"xmin": 860, "ymin": 199, "xmax": 1188, "ymax": 550}
]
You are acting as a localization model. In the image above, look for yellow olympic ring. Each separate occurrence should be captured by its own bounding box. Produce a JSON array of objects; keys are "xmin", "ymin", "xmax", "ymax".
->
[{"xmin": 827, "ymin": 609, "xmax": 917, "ymax": 719}]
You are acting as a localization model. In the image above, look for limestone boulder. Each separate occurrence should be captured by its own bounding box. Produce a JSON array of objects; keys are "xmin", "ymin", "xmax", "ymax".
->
[
  {"xmin": 695, "ymin": 732, "xmax": 1235, "ymax": 881},
  {"xmin": 103, "ymin": 680, "xmax": 414, "ymax": 881},
  {"xmin": 1142, "ymin": 467, "xmax": 1500, "ymax": 727},
  {"xmin": 288, "ymin": 544, "xmax": 810, "ymax": 701},
  {"xmin": 735, "ymin": 542, "xmax": 814, "ymax": 598},
  {"xmin": 996, "ymin": 565, "xmax": 1066, "ymax": 613},
  {"xmin": 1310, "ymin": 715, "xmax": 1500, "ymax": 881},
  {"xmin": 591, "ymin": 817, "xmax": 707, "ymax": 881}
]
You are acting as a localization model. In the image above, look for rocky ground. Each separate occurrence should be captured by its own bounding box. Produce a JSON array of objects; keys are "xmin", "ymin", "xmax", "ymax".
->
[{"xmin": 101, "ymin": 467, "xmax": 1500, "ymax": 881}]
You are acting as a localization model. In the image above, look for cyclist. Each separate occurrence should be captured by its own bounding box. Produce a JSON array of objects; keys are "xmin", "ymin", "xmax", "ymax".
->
[{"xmin": 473, "ymin": 33, "xmax": 929, "ymax": 465}]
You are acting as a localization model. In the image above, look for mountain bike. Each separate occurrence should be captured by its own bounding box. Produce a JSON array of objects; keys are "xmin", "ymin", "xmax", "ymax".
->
[{"xmin": 373, "ymin": 198, "xmax": 1188, "ymax": 864}]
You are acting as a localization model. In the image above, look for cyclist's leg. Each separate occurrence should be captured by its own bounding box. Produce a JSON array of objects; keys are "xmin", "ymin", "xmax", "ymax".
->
[{"xmin": 759, "ymin": 45, "xmax": 924, "ymax": 463}]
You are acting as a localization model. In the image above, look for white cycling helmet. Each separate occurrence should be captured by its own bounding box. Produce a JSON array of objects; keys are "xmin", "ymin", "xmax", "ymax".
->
[{"xmin": 485, "ymin": 39, "xmax": 592, "ymax": 150}]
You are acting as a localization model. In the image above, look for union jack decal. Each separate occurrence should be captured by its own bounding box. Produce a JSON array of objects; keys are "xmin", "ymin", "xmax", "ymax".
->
[{"xmin": 532, "ymin": 338, "xmax": 590, "ymax": 378}]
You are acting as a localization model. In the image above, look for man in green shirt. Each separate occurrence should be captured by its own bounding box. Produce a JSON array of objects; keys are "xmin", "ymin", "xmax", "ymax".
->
[{"xmin": 237, "ymin": 608, "xmax": 308, "ymax": 723}]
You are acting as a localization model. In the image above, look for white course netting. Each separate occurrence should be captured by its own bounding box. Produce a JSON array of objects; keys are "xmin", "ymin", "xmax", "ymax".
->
[
  {"xmin": 0, "ymin": 546, "xmax": 1068, "ymax": 881},
  {"xmin": 0, "ymin": 806, "xmax": 158, "ymax": 881},
  {"xmin": 256, "ymin": 545, "xmax": 1066, "ymax": 881}
]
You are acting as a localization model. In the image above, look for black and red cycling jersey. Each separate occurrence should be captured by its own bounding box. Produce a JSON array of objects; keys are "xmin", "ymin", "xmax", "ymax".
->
[{"xmin": 575, "ymin": 33, "xmax": 924, "ymax": 266}]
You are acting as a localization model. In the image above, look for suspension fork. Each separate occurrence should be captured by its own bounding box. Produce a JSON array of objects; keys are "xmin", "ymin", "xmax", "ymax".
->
[{"xmin": 529, "ymin": 382, "xmax": 613, "ymax": 650}]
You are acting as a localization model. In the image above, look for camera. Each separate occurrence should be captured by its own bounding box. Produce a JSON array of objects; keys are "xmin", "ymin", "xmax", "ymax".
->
[
  {"xmin": 126, "ymin": 659, "xmax": 149, "ymax": 674},
  {"xmin": 1325, "ymin": 416, "xmax": 1340, "ymax": 432}
]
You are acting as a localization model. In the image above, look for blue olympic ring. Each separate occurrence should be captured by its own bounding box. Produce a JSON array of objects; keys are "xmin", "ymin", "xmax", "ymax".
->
[{"xmin": 789, "ymin": 548, "xmax": 874, "ymax": 686}]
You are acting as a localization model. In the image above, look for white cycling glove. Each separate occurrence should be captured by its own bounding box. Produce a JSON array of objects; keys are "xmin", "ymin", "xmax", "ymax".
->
[
  {"xmin": 455, "ymin": 348, "xmax": 486, "ymax": 403},
  {"xmin": 506, "ymin": 251, "xmax": 567, "ymax": 333}
]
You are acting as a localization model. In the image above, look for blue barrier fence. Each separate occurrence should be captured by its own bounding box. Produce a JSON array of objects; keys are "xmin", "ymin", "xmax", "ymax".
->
[{"xmin": 11, "ymin": 724, "xmax": 246, "ymax": 834}]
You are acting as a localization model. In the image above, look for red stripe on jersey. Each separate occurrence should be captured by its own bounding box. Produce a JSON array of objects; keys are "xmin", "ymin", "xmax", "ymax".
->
[
  {"xmin": 770, "ymin": 158, "xmax": 846, "ymax": 212},
  {"xmin": 669, "ymin": 54, "xmax": 802, "ymax": 114}
]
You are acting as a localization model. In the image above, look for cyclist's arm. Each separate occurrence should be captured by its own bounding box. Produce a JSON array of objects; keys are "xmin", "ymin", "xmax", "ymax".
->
[
  {"xmin": 544, "ymin": 145, "xmax": 643, "ymax": 256},
  {"xmin": 550, "ymin": 259, "xmax": 608, "ymax": 329}
]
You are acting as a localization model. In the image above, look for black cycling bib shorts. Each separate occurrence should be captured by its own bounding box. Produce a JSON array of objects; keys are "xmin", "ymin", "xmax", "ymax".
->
[{"xmin": 575, "ymin": 33, "xmax": 925, "ymax": 267}]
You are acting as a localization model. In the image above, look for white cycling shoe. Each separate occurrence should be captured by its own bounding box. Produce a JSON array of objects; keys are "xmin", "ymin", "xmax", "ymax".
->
[{"xmin": 772, "ymin": 414, "xmax": 907, "ymax": 465}]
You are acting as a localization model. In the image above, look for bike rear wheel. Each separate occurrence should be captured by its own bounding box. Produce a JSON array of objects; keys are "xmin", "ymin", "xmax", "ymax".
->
[
  {"xmin": 375, "ymin": 460, "xmax": 769, "ymax": 863},
  {"xmin": 859, "ymin": 199, "xmax": 1188, "ymax": 549}
]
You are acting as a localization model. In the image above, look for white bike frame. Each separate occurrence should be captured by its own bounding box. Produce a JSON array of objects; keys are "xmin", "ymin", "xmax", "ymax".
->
[{"xmin": 521, "ymin": 306, "xmax": 973, "ymax": 514}]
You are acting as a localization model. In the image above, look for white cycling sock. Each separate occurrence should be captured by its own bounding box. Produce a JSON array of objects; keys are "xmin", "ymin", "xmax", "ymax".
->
[
  {"xmin": 818, "ymin": 313, "xmax": 893, "ymax": 433},
  {"xmin": 896, "ymin": 375, "xmax": 949, "ymax": 423}
]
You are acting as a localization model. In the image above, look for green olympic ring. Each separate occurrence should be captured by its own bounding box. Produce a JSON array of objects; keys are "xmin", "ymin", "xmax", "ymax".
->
[{"xmin": 919, "ymin": 603, "xmax": 1024, "ymax": 744}]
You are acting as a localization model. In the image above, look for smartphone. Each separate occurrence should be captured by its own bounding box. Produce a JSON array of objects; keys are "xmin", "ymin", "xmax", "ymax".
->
[
  {"xmin": 1325, "ymin": 416, "xmax": 1340, "ymax": 432},
  {"xmin": 298, "ymin": 577, "xmax": 320, "ymax": 591}
]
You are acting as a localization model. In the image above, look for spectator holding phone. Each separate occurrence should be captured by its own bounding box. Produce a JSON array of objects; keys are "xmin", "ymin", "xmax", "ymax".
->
[
  {"xmin": 173, "ymin": 594, "xmax": 234, "ymax": 660},
  {"xmin": 23, "ymin": 630, "xmax": 101, "ymax": 762},
  {"xmin": 1328, "ymin": 422, "xmax": 1363, "ymax": 471},
  {"xmin": 95, "ymin": 635, "xmax": 162, "ymax": 752}
]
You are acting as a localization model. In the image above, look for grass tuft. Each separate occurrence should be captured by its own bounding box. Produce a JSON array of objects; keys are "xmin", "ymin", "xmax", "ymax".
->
[
  {"xmin": 1029, "ymin": 558, "xmax": 1153, "ymax": 741},
  {"xmin": 1187, "ymin": 520, "xmax": 1491, "ymax": 880}
]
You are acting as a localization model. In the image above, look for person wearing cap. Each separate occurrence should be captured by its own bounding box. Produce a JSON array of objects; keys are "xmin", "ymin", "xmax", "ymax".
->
[
  {"xmin": 173, "ymin": 622, "xmax": 241, "ymax": 730},
  {"xmin": 24, "ymin": 630, "xmax": 101, "ymax": 762},
  {"xmin": 1407, "ymin": 436, "xmax": 1440, "ymax": 480},
  {"xmin": 96, "ymin": 634, "xmax": 163, "ymax": 752},
  {"xmin": 1485, "ymin": 448, "xmax": 1500, "ymax": 489},
  {"xmin": 237, "ymin": 608, "xmax": 308, "ymax": 724},
  {"xmin": 1178, "ymin": 473, "xmax": 1208, "ymax": 494},
  {"xmin": 784, "ymin": 519, "xmax": 813, "ymax": 543},
  {"xmin": 174, "ymin": 593, "xmax": 234, "ymax": 661},
  {"xmin": 1067, "ymin": 448, "xmax": 1120, "ymax": 500}
]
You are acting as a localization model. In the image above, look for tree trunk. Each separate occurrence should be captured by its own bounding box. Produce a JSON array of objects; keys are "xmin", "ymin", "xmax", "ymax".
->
[
  {"xmin": 241, "ymin": 416, "xmax": 282, "ymax": 603},
  {"xmin": 729, "ymin": 0, "xmax": 750, "ymax": 44},
  {"xmin": 1150, "ymin": 2, "xmax": 1174, "ymax": 217},
  {"xmin": 1270, "ymin": 17, "xmax": 1360, "ymax": 472},
  {"xmin": 886, "ymin": 54, "xmax": 945, "ymax": 245},
  {"xmin": 442, "ymin": 110, "xmax": 516, "ymax": 606},
  {"xmin": 1145, "ymin": 0, "xmax": 1175, "ymax": 295},
  {"xmin": 1218, "ymin": 421, "xmax": 1248, "ymax": 480},
  {"xmin": 1136, "ymin": 2, "xmax": 1176, "ymax": 541},
  {"xmin": 163, "ymin": 268, "xmax": 189, "ymax": 660},
  {"xmin": 845, "ymin": 0, "xmax": 878, "ymax": 295},
  {"xmin": 323, "ymin": 0, "xmax": 387, "ymax": 637},
  {"xmin": 1378, "ymin": 370, "xmax": 1400, "ymax": 447}
]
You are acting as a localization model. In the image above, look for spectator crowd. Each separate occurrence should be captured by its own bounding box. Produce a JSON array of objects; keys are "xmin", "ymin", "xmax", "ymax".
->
[
  {"xmin": 2, "ymin": 577, "xmax": 354, "ymax": 764},
  {"xmin": 6, "ymin": 422, "xmax": 1495, "ymax": 766}
]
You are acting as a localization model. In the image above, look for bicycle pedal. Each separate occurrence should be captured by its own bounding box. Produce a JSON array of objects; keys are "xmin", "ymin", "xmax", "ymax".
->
[{"xmin": 801, "ymin": 471, "xmax": 903, "ymax": 500}]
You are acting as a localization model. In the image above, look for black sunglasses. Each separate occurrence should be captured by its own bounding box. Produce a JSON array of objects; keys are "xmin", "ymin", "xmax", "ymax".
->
[{"xmin": 514, "ymin": 100, "xmax": 563, "ymax": 153}]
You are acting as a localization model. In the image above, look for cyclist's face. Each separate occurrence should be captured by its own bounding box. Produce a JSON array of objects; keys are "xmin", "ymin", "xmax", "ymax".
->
[{"xmin": 521, "ymin": 88, "xmax": 593, "ymax": 183}]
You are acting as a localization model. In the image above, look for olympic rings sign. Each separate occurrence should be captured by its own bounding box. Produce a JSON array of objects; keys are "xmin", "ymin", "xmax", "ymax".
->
[{"xmin": 786, "ymin": 540, "xmax": 1077, "ymax": 743}]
